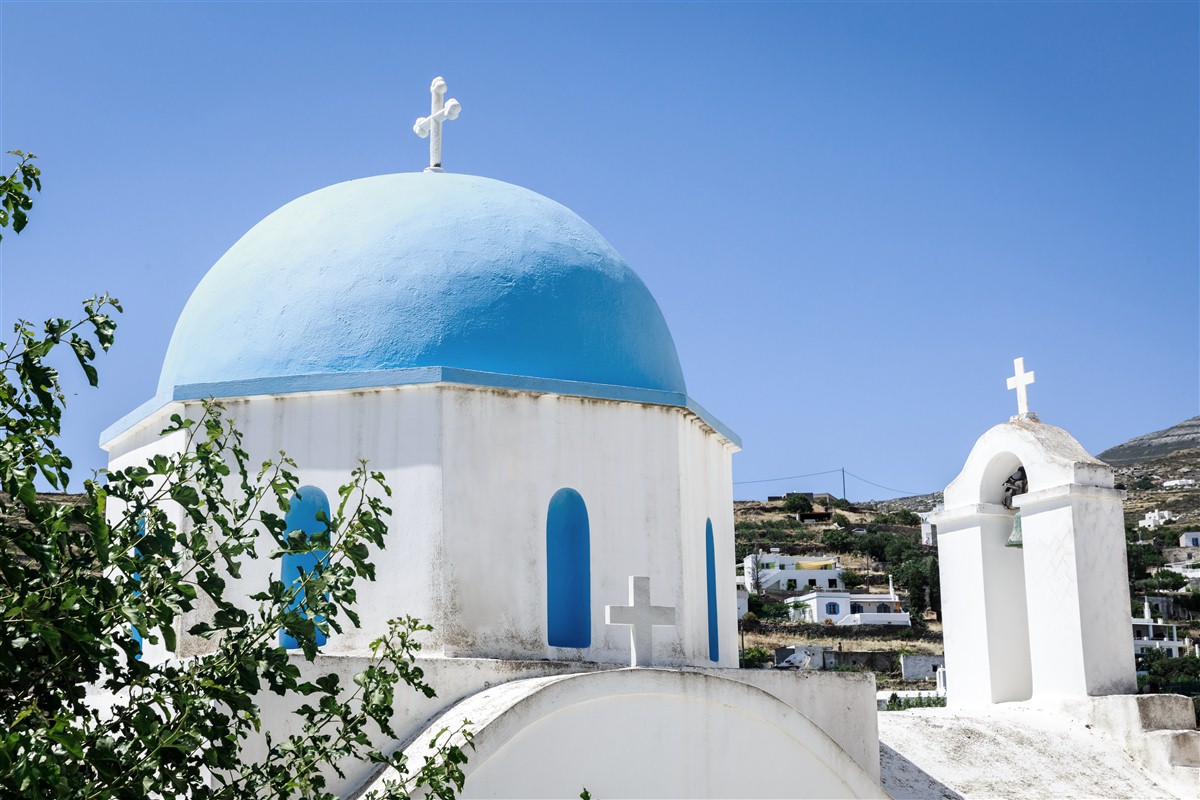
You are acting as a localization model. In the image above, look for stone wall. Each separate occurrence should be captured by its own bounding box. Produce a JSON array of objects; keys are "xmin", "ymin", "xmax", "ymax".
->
[
  {"xmin": 753, "ymin": 620, "xmax": 943, "ymax": 642},
  {"xmin": 900, "ymin": 653, "xmax": 945, "ymax": 681},
  {"xmin": 1164, "ymin": 545, "xmax": 1200, "ymax": 564}
]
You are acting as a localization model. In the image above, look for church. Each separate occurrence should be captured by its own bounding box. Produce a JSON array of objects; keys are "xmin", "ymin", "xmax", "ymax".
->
[
  {"xmin": 100, "ymin": 78, "xmax": 1200, "ymax": 799},
  {"xmin": 100, "ymin": 79, "xmax": 887, "ymax": 798}
]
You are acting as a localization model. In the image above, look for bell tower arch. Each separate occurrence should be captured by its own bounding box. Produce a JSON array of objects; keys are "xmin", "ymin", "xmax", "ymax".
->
[{"xmin": 934, "ymin": 418, "xmax": 1136, "ymax": 705}]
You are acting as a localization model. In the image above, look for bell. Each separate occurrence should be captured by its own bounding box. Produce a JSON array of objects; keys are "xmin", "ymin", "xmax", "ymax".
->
[{"xmin": 1005, "ymin": 511, "xmax": 1023, "ymax": 548}]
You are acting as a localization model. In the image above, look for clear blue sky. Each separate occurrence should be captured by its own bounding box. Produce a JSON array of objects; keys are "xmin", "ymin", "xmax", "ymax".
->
[{"xmin": 1, "ymin": 2, "xmax": 1196, "ymax": 501}]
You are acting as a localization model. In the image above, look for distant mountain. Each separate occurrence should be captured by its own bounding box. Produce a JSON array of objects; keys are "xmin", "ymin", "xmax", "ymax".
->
[{"xmin": 1098, "ymin": 417, "xmax": 1200, "ymax": 466}]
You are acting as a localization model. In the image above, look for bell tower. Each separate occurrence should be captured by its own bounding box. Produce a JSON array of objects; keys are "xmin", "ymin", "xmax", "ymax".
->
[{"xmin": 932, "ymin": 360, "xmax": 1136, "ymax": 705}]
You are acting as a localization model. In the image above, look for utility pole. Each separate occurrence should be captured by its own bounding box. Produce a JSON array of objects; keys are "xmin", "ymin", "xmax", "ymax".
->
[{"xmin": 841, "ymin": 467, "xmax": 847, "ymax": 501}]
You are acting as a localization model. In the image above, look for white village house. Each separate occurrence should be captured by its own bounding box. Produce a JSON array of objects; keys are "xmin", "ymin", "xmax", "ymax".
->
[
  {"xmin": 742, "ymin": 550, "xmax": 844, "ymax": 593},
  {"xmin": 96, "ymin": 80, "xmax": 887, "ymax": 799},
  {"xmin": 1132, "ymin": 599, "xmax": 1189, "ymax": 660},
  {"xmin": 1139, "ymin": 508, "xmax": 1176, "ymax": 529},
  {"xmin": 918, "ymin": 507, "xmax": 942, "ymax": 546},
  {"xmin": 1179, "ymin": 531, "xmax": 1200, "ymax": 547},
  {"xmin": 785, "ymin": 580, "xmax": 910, "ymax": 626}
]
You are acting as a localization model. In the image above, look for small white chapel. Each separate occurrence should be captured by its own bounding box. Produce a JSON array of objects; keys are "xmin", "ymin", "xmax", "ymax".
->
[{"xmin": 100, "ymin": 79, "xmax": 887, "ymax": 799}]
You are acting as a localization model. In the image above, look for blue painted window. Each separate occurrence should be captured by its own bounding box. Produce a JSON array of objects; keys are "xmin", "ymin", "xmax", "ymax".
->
[
  {"xmin": 705, "ymin": 519, "xmax": 719, "ymax": 662},
  {"xmin": 825, "ymin": 602, "xmax": 840, "ymax": 616},
  {"xmin": 132, "ymin": 518, "xmax": 144, "ymax": 659},
  {"xmin": 280, "ymin": 486, "xmax": 331, "ymax": 649},
  {"xmin": 546, "ymin": 488, "xmax": 590, "ymax": 648}
]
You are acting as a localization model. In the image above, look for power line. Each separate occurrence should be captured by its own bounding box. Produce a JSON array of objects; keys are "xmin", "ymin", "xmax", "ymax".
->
[
  {"xmin": 843, "ymin": 470, "xmax": 924, "ymax": 498},
  {"xmin": 733, "ymin": 466, "xmax": 929, "ymax": 498},
  {"xmin": 732, "ymin": 468, "xmax": 843, "ymax": 486}
]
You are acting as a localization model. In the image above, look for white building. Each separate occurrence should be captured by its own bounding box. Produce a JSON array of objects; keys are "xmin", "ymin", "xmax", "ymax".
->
[
  {"xmin": 1138, "ymin": 508, "xmax": 1176, "ymax": 530},
  {"xmin": 918, "ymin": 506, "xmax": 943, "ymax": 547},
  {"xmin": 743, "ymin": 550, "xmax": 843, "ymax": 593},
  {"xmin": 785, "ymin": 583, "xmax": 910, "ymax": 626},
  {"xmin": 1159, "ymin": 561, "xmax": 1200, "ymax": 589},
  {"xmin": 1179, "ymin": 532, "xmax": 1200, "ymax": 547},
  {"xmin": 1162, "ymin": 479, "xmax": 1195, "ymax": 488},
  {"xmin": 97, "ymin": 106, "xmax": 886, "ymax": 800},
  {"xmin": 1132, "ymin": 599, "xmax": 1187, "ymax": 659}
]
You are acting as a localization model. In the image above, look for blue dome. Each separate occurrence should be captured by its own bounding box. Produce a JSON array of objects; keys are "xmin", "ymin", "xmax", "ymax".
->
[{"xmin": 158, "ymin": 173, "xmax": 686, "ymax": 397}]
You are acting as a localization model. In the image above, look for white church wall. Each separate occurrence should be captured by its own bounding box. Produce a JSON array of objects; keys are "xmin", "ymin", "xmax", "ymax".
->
[
  {"xmin": 710, "ymin": 667, "xmax": 881, "ymax": 781},
  {"xmin": 103, "ymin": 382, "xmax": 736, "ymax": 667},
  {"xmin": 103, "ymin": 419, "xmax": 194, "ymax": 664},
  {"xmin": 439, "ymin": 385, "xmax": 734, "ymax": 666},
  {"xmin": 378, "ymin": 669, "xmax": 886, "ymax": 799},
  {"xmin": 241, "ymin": 658, "xmax": 880, "ymax": 798},
  {"xmin": 677, "ymin": 410, "xmax": 739, "ymax": 667},
  {"xmin": 103, "ymin": 387, "xmax": 448, "ymax": 656}
]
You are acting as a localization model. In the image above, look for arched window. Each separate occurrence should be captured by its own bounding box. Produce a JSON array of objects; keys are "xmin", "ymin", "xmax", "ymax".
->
[
  {"xmin": 705, "ymin": 518, "xmax": 719, "ymax": 662},
  {"xmin": 850, "ymin": 603, "xmax": 863, "ymax": 614},
  {"xmin": 825, "ymin": 602, "xmax": 840, "ymax": 616},
  {"xmin": 547, "ymin": 488, "xmax": 590, "ymax": 648},
  {"xmin": 280, "ymin": 486, "xmax": 331, "ymax": 649},
  {"xmin": 132, "ymin": 517, "xmax": 145, "ymax": 659},
  {"xmin": 877, "ymin": 603, "xmax": 891, "ymax": 614}
]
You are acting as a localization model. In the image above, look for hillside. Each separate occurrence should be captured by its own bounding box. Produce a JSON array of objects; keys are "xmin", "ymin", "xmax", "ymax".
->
[
  {"xmin": 1110, "ymin": 445, "xmax": 1200, "ymax": 526},
  {"xmin": 1098, "ymin": 416, "xmax": 1200, "ymax": 465}
]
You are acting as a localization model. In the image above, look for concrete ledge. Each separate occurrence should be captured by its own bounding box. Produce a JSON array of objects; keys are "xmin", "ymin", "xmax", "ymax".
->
[
  {"xmin": 1054, "ymin": 694, "xmax": 1198, "ymax": 798},
  {"xmin": 1148, "ymin": 730, "xmax": 1200, "ymax": 768},
  {"xmin": 1014, "ymin": 482, "xmax": 1126, "ymax": 510}
]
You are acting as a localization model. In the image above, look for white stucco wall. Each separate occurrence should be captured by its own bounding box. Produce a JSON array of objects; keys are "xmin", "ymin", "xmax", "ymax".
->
[
  {"xmin": 934, "ymin": 504, "xmax": 1033, "ymax": 705},
  {"xmin": 102, "ymin": 382, "xmax": 738, "ymax": 668},
  {"xmin": 438, "ymin": 386, "xmax": 736, "ymax": 666},
  {"xmin": 101, "ymin": 386, "xmax": 887, "ymax": 800},
  {"xmin": 1016, "ymin": 484, "xmax": 1137, "ymax": 696},
  {"xmin": 220, "ymin": 657, "xmax": 880, "ymax": 797},
  {"xmin": 372, "ymin": 669, "xmax": 885, "ymax": 799}
]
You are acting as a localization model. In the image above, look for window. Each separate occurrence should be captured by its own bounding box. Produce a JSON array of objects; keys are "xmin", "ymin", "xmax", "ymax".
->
[
  {"xmin": 850, "ymin": 603, "xmax": 863, "ymax": 614},
  {"xmin": 280, "ymin": 486, "xmax": 331, "ymax": 649},
  {"xmin": 877, "ymin": 603, "xmax": 891, "ymax": 614},
  {"xmin": 132, "ymin": 518, "xmax": 145, "ymax": 659},
  {"xmin": 827, "ymin": 578, "xmax": 837, "ymax": 588},
  {"xmin": 547, "ymin": 488, "xmax": 590, "ymax": 648},
  {"xmin": 825, "ymin": 602, "xmax": 840, "ymax": 615},
  {"xmin": 787, "ymin": 579, "xmax": 797, "ymax": 590},
  {"xmin": 808, "ymin": 579, "xmax": 817, "ymax": 587},
  {"xmin": 705, "ymin": 519, "xmax": 719, "ymax": 663}
]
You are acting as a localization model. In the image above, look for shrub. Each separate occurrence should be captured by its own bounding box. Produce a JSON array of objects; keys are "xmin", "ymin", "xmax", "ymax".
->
[
  {"xmin": 884, "ymin": 693, "xmax": 947, "ymax": 711},
  {"xmin": 784, "ymin": 493, "xmax": 814, "ymax": 514},
  {"xmin": 841, "ymin": 570, "xmax": 866, "ymax": 591},
  {"xmin": 823, "ymin": 530, "xmax": 852, "ymax": 551},
  {"xmin": 760, "ymin": 602, "xmax": 791, "ymax": 620},
  {"xmin": 740, "ymin": 646, "xmax": 773, "ymax": 667}
]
